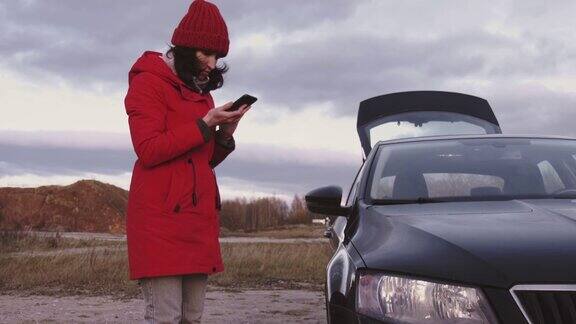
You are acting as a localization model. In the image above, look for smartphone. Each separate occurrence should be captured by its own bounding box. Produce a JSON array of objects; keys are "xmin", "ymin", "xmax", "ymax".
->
[{"xmin": 228, "ymin": 94, "xmax": 257, "ymax": 111}]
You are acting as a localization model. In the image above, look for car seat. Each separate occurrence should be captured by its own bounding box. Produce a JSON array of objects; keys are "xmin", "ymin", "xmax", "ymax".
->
[{"xmin": 502, "ymin": 164, "xmax": 546, "ymax": 195}]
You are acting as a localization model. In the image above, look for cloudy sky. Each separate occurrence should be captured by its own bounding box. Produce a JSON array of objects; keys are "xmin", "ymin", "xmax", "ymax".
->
[{"xmin": 1, "ymin": 0, "xmax": 575, "ymax": 200}]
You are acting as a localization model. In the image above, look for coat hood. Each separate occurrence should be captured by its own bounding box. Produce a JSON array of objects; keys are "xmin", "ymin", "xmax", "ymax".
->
[{"xmin": 128, "ymin": 51, "xmax": 184, "ymax": 88}]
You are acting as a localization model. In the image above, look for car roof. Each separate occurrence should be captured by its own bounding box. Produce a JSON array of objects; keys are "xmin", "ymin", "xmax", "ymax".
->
[{"xmin": 375, "ymin": 133, "xmax": 576, "ymax": 147}]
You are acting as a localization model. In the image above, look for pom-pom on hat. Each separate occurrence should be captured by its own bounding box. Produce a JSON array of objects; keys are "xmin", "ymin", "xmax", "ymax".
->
[{"xmin": 171, "ymin": 0, "xmax": 230, "ymax": 58}]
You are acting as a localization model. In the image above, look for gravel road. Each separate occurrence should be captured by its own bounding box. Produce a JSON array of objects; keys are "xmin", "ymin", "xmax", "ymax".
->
[
  {"xmin": 0, "ymin": 289, "xmax": 326, "ymax": 323},
  {"xmin": 24, "ymin": 231, "xmax": 328, "ymax": 244}
]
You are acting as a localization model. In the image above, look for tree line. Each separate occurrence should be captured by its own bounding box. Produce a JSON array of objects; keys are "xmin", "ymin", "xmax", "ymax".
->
[{"xmin": 219, "ymin": 195, "xmax": 322, "ymax": 232}]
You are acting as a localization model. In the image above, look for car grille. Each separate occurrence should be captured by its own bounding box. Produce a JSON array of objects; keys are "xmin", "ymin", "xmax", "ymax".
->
[{"xmin": 511, "ymin": 285, "xmax": 576, "ymax": 324}]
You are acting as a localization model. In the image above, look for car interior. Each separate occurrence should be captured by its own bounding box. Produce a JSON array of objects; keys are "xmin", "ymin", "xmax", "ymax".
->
[{"xmin": 370, "ymin": 142, "xmax": 576, "ymax": 201}]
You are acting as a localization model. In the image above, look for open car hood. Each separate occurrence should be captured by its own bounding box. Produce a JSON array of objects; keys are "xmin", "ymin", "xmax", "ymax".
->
[{"xmin": 357, "ymin": 91, "xmax": 502, "ymax": 157}]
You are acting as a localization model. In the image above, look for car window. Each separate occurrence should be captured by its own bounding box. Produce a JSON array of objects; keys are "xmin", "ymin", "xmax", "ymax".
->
[
  {"xmin": 368, "ymin": 138, "xmax": 576, "ymax": 202},
  {"xmin": 368, "ymin": 148, "xmax": 393, "ymax": 199},
  {"xmin": 537, "ymin": 160, "xmax": 565, "ymax": 193},
  {"xmin": 373, "ymin": 176, "xmax": 396, "ymax": 198},
  {"xmin": 346, "ymin": 162, "xmax": 367, "ymax": 206},
  {"xmin": 369, "ymin": 111, "xmax": 498, "ymax": 143}
]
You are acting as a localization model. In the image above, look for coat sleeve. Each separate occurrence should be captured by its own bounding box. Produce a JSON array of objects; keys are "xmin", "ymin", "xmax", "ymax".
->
[
  {"xmin": 125, "ymin": 73, "xmax": 210, "ymax": 168},
  {"xmin": 209, "ymin": 129, "xmax": 235, "ymax": 168}
]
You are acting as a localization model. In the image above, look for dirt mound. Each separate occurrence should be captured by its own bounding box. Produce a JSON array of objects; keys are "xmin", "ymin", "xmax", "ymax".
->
[{"xmin": 0, "ymin": 180, "xmax": 128, "ymax": 234}]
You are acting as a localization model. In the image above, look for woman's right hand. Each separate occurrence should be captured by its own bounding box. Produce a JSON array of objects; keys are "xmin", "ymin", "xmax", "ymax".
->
[{"xmin": 202, "ymin": 102, "xmax": 245, "ymax": 127}]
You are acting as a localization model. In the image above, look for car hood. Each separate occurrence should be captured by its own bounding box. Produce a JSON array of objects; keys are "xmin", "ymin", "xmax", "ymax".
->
[{"xmin": 352, "ymin": 199, "xmax": 576, "ymax": 288}]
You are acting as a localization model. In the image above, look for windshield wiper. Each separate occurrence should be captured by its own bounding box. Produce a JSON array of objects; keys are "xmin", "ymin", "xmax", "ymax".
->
[
  {"xmin": 552, "ymin": 194, "xmax": 576, "ymax": 199},
  {"xmin": 372, "ymin": 195, "xmax": 517, "ymax": 205},
  {"xmin": 372, "ymin": 197, "xmax": 450, "ymax": 205}
]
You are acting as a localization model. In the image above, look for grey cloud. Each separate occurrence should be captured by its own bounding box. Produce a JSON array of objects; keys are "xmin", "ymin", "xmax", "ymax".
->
[
  {"xmin": 0, "ymin": 0, "xmax": 357, "ymax": 90},
  {"xmin": 489, "ymin": 85, "xmax": 576, "ymax": 137},
  {"xmin": 0, "ymin": 130, "xmax": 132, "ymax": 151},
  {"xmin": 2, "ymin": 1, "xmax": 574, "ymax": 94},
  {"xmin": 0, "ymin": 140, "xmax": 359, "ymax": 195},
  {"xmin": 217, "ymin": 153, "xmax": 359, "ymax": 194},
  {"xmin": 225, "ymin": 33, "xmax": 488, "ymax": 115},
  {"xmin": 225, "ymin": 29, "xmax": 576, "ymax": 117},
  {"xmin": 213, "ymin": 0, "xmax": 357, "ymax": 33},
  {"xmin": 1, "ymin": 0, "xmax": 576, "ymax": 139},
  {"xmin": 0, "ymin": 0, "xmax": 184, "ymax": 89},
  {"xmin": 0, "ymin": 143, "xmax": 134, "ymax": 175},
  {"xmin": 4, "ymin": 0, "xmax": 569, "ymax": 95},
  {"xmin": 0, "ymin": 161, "xmax": 30, "ymax": 176}
]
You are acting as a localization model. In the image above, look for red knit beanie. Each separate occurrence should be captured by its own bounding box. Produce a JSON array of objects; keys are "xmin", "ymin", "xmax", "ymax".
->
[{"xmin": 171, "ymin": 0, "xmax": 230, "ymax": 57}]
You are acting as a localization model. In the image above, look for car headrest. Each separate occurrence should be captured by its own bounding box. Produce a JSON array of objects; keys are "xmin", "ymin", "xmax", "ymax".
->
[
  {"xmin": 503, "ymin": 164, "xmax": 546, "ymax": 195},
  {"xmin": 393, "ymin": 172, "xmax": 428, "ymax": 199}
]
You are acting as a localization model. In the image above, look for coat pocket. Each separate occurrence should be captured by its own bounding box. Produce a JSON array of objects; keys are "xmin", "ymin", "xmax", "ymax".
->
[
  {"xmin": 162, "ymin": 164, "xmax": 181, "ymax": 214},
  {"xmin": 163, "ymin": 157, "xmax": 199, "ymax": 215},
  {"xmin": 130, "ymin": 163, "xmax": 172, "ymax": 212}
]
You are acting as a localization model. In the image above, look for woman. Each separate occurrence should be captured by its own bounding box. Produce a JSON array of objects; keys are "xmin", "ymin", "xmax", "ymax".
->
[{"xmin": 124, "ymin": 0, "xmax": 249, "ymax": 322}]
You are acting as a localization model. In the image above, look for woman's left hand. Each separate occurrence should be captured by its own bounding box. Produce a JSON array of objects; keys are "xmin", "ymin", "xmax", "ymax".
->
[{"xmin": 219, "ymin": 104, "xmax": 251, "ymax": 138}]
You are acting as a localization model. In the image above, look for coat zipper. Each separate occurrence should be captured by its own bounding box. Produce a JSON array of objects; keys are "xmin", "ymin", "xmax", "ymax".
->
[
  {"xmin": 211, "ymin": 169, "xmax": 221, "ymax": 210},
  {"xmin": 188, "ymin": 157, "xmax": 198, "ymax": 206}
]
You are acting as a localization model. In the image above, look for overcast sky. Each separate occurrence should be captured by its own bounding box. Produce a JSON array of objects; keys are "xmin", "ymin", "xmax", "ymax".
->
[{"xmin": 1, "ymin": 0, "xmax": 575, "ymax": 200}]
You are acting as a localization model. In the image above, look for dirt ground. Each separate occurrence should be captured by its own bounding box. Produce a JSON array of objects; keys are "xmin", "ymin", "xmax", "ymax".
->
[
  {"xmin": 27, "ymin": 227, "xmax": 328, "ymax": 244},
  {"xmin": 0, "ymin": 289, "xmax": 326, "ymax": 323},
  {"xmin": 25, "ymin": 231, "xmax": 327, "ymax": 244}
]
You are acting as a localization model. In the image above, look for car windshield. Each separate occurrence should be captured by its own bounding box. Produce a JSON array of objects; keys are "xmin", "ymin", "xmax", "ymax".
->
[
  {"xmin": 369, "ymin": 137, "xmax": 576, "ymax": 204},
  {"xmin": 367, "ymin": 111, "xmax": 501, "ymax": 143}
]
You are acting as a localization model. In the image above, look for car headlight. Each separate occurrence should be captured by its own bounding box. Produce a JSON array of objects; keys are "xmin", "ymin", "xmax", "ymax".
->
[{"xmin": 356, "ymin": 273, "xmax": 498, "ymax": 323}]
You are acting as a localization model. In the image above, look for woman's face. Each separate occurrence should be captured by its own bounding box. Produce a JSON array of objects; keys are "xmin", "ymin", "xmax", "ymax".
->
[{"xmin": 195, "ymin": 50, "xmax": 218, "ymax": 80}]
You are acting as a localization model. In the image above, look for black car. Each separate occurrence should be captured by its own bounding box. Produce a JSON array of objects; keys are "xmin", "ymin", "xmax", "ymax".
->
[{"xmin": 306, "ymin": 91, "xmax": 576, "ymax": 324}]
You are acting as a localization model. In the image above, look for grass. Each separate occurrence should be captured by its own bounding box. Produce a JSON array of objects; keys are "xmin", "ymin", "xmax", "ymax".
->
[
  {"xmin": 0, "ymin": 248, "xmax": 136, "ymax": 298},
  {"xmin": 0, "ymin": 234, "xmax": 331, "ymax": 298},
  {"xmin": 221, "ymin": 224, "xmax": 326, "ymax": 239},
  {"xmin": 0, "ymin": 230, "xmax": 123, "ymax": 254},
  {"xmin": 212, "ymin": 243, "xmax": 331, "ymax": 288}
]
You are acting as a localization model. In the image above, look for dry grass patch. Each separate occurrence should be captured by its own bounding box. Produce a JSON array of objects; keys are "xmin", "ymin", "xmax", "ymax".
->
[
  {"xmin": 0, "ymin": 248, "xmax": 138, "ymax": 298},
  {"xmin": 0, "ymin": 240, "xmax": 331, "ymax": 298},
  {"xmin": 211, "ymin": 243, "xmax": 331, "ymax": 288},
  {"xmin": 0, "ymin": 231, "xmax": 122, "ymax": 254},
  {"xmin": 221, "ymin": 224, "xmax": 326, "ymax": 239}
]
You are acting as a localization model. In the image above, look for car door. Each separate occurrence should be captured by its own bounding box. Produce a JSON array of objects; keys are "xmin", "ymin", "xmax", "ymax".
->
[{"xmin": 357, "ymin": 91, "xmax": 502, "ymax": 157}]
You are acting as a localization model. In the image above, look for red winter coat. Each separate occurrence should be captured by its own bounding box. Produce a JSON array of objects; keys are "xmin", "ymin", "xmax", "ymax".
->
[{"xmin": 124, "ymin": 51, "xmax": 233, "ymax": 280}]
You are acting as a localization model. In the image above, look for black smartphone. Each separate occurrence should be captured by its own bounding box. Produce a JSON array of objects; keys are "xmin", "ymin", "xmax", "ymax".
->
[{"xmin": 228, "ymin": 94, "xmax": 257, "ymax": 111}]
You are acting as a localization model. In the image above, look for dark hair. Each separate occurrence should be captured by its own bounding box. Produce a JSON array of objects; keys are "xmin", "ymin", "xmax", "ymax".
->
[{"xmin": 166, "ymin": 45, "xmax": 228, "ymax": 92}]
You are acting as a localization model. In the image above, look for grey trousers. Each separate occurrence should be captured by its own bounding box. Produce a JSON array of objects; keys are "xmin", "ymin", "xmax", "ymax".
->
[{"xmin": 138, "ymin": 274, "xmax": 208, "ymax": 324}]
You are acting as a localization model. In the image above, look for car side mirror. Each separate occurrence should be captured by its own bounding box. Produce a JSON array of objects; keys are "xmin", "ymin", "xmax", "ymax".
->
[{"xmin": 305, "ymin": 186, "xmax": 351, "ymax": 217}]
